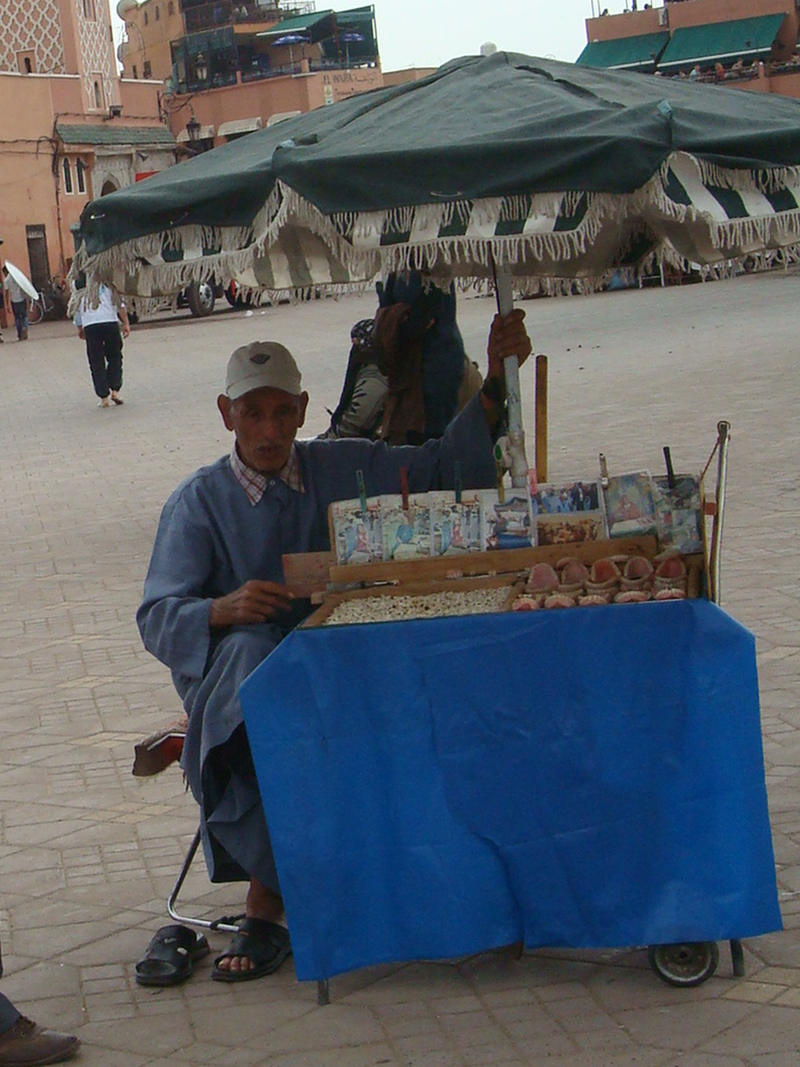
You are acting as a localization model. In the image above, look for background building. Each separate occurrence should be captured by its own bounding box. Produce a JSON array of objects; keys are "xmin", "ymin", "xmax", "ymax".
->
[
  {"xmin": 0, "ymin": 0, "xmax": 172, "ymax": 296},
  {"xmin": 578, "ymin": 0, "xmax": 800, "ymax": 96},
  {"xmin": 117, "ymin": 1, "xmax": 386, "ymax": 150}
]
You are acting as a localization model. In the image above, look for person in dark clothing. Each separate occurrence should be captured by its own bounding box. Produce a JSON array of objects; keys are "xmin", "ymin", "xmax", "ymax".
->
[
  {"xmin": 322, "ymin": 272, "xmax": 482, "ymax": 444},
  {"xmin": 0, "ymin": 992, "xmax": 78, "ymax": 1065}
]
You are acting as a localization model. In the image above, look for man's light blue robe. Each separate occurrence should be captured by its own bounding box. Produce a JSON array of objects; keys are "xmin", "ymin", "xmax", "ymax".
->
[{"xmin": 137, "ymin": 396, "xmax": 497, "ymax": 886}]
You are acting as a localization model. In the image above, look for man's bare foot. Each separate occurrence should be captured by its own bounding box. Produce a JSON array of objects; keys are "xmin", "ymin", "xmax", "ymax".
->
[{"xmin": 214, "ymin": 877, "xmax": 284, "ymax": 975}]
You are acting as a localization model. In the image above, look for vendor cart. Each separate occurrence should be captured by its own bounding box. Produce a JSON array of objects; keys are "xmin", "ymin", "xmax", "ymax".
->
[
  {"xmin": 238, "ymin": 418, "xmax": 781, "ymax": 1004},
  {"xmin": 80, "ymin": 52, "xmax": 790, "ymax": 1003}
]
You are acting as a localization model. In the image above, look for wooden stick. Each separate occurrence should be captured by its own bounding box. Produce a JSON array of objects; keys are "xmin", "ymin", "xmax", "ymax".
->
[
  {"xmin": 535, "ymin": 354, "xmax": 548, "ymax": 484},
  {"xmin": 356, "ymin": 469, "xmax": 367, "ymax": 517}
]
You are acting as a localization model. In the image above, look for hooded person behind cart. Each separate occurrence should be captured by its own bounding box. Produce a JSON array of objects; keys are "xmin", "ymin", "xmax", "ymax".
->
[
  {"xmin": 136, "ymin": 315, "xmax": 530, "ymax": 981},
  {"xmin": 322, "ymin": 271, "xmax": 483, "ymax": 444}
]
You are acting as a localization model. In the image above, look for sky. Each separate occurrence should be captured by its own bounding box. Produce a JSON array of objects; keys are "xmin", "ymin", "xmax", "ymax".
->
[
  {"xmin": 112, "ymin": 1, "xmax": 625, "ymax": 70},
  {"xmin": 333, "ymin": 1, "xmax": 598, "ymax": 70}
]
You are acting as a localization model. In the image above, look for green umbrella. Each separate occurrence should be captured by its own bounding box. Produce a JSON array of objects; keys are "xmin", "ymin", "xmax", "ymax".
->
[{"xmin": 75, "ymin": 50, "xmax": 800, "ymax": 303}]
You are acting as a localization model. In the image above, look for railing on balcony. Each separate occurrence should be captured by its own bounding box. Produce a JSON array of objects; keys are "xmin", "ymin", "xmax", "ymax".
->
[
  {"xmin": 177, "ymin": 52, "xmax": 378, "ymax": 91},
  {"xmin": 182, "ymin": 0, "xmax": 315, "ymax": 33}
]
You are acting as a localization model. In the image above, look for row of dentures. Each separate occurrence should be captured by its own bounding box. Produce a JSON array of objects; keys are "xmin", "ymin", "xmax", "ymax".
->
[{"xmin": 512, "ymin": 554, "xmax": 688, "ymax": 611}]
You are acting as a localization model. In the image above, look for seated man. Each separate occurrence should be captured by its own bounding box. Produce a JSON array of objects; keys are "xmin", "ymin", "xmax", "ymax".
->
[{"xmin": 136, "ymin": 308, "xmax": 531, "ymax": 981}]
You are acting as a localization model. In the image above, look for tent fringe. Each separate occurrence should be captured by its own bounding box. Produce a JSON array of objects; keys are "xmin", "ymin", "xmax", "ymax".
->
[
  {"xmin": 694, "ymin": 156, "xmax": 800, "ymax": 194},
  {"xmin": 71, "ymin": 153, "xmax": 800, "ymax": 303}
]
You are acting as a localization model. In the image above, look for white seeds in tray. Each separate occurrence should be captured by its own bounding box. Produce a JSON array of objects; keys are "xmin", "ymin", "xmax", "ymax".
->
[{"xmin": 322, "ymin": 586, "xmax": 510, "ymax": 625}]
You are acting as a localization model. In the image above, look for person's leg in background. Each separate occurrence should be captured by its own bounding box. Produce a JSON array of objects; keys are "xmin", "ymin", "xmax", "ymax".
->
[
  {"xmin": 11, "ymin": 300, "xmax": 27, "ymax": 341},
  {"xmin": 83, "ymin": 324, "xmax": 111, "ymax": 406},
  {"xmin": 0, "ymin": 990, "xmax": 79, "ymax": 1065},
  {"xmin": 0, "ymin": 994, "xmax": 20, "ymax": 1034},
  {"xmin": 102, "ymin": 321, "xmax": 124, "ymax": 404}
]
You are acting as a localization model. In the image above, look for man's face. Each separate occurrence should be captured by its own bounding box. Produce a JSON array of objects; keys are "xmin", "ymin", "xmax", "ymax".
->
[{"xmin": 218, "ymin": 386, "xmax": 309, "ymax": 474}]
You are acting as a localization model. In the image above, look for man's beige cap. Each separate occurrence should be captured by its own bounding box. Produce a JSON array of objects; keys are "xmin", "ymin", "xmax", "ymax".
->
[{"xmin": 225, "ymin": 341, "xmax": 302, "ymax": 400}]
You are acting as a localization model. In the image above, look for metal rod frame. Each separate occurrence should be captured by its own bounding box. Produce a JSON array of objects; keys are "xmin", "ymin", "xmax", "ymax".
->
[
  {"xmin": 166, "ymin": 828, "xmax": 241, "ymax": 934},
  {"xmin": 704, "ymin": 420, "xmax": 742, "ymax": 973}
]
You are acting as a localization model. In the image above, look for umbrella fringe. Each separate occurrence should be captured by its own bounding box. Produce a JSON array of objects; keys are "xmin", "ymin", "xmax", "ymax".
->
[
  {"xmin": 69, "ymin": 153, "xmax": 800, "ymax": 309},
  {"xmin": 693, "ymin": 157, "xmax": 800, "ymax": 195},
  {"xmin": 708, "ymin": 208, "xmax": 800, "ymax": 252},
  {"xmin": 373, "ymin": 227, "xmax": 596, "ymax": 275}
]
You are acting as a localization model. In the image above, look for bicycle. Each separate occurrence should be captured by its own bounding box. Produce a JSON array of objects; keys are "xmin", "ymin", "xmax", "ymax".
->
[
  {"xmin": 26, "ymin": 290, "xmax": 52, "ymax": 325},
  {"xmin": 27, "ymin": 277, "xmax": 68, "ymax": 325}
]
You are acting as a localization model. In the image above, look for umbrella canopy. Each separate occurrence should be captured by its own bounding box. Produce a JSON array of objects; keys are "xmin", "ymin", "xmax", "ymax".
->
[
  {"xmin": 4, "ymin": 260, "xmax": 39, "ymax": 302},
  {"xmin": 74, "ymin": 51, "xmax": 800, "ymax": 304},
  {"xmin": 272, "ymin": 34, "xmax": 310, "ymax": 46}
]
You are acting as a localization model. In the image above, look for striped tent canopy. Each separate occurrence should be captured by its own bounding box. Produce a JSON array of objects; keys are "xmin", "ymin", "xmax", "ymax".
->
[{"xmin": 73, "ymin": 53, "xmax": 800, "ymax": 308}]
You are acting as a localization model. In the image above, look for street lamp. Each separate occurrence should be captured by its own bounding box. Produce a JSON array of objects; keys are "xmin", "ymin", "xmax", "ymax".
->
[{"xmin": 186, "ymin": 114, "xmax": 201, "ymax": 143}]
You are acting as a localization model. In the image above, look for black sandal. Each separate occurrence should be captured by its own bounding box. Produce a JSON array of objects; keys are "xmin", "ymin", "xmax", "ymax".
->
[
  {"xmin": 135, "ymin": 924, "xmax": 210, "ymax": 986},
  {"xmin": 211, "ymin": 917, "xmax": 291, "ymax": 982}
]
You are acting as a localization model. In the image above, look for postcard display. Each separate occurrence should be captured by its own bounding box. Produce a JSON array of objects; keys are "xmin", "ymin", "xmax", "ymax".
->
[{"xmin": 300, "ymin": 466, "xmax": 707, "ymax": 628}]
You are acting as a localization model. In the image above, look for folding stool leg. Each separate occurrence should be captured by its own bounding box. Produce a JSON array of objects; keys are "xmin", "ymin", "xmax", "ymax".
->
[{"xmin": 167, "ymin": 827, "xmax": 241, "ymax": 934}]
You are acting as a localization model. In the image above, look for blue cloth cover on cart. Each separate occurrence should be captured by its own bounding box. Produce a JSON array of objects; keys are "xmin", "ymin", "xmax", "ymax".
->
[{"xmin": 240, "ymin": 599, "xmax": 782, "ymax": 981}]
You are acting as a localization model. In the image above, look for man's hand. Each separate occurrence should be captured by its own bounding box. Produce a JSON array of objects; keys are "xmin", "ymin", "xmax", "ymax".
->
[
  {"xmin": 486, "ymin": 309, "xmax": 532, "ymax": 381},
  {"xmin": 209, "ymin": 580, "xmax": 294, "ymax": 629},
  {"xmin": 480, "ymin": 309, "xmax": 533, "ymax": 429}
]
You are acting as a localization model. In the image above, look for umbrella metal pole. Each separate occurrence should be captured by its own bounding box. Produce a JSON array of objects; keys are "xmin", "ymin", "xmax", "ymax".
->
[
  {"xmin": 494, "ymin": 267, "xmax": 530, "ymax": 488},
  {"xmin": 705, "ymin": 421, "xmax": 742, "ymax": 975}
]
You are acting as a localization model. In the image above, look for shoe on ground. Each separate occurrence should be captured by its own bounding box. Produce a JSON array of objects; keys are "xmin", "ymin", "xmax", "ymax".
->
[
  {"xmin": 20, "ymin": 329, "xmax": 27, "ymax": 340},
  {"xmin": 111, "ymin": 391, "xmax": 123, "ymax": 405},
  {"xmin": 98, "ymin": 396, "xmax": 111, "ymax": 408},
  {"xmin": 0, "ymin": 1016, "xmax": 79, "ymax": 1066}
]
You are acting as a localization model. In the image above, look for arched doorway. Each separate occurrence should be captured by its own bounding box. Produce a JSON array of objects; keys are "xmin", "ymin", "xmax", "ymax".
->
[{"xmin": 101, "ymin": 179, "xmax": 119, "ymax": 196}]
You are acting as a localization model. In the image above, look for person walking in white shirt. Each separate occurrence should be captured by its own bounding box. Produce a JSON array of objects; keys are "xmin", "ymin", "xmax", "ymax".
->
[
  {"xmin": 2, "ymin": 267, "xmax": 28, "ymax": 341},
  {"xmin": 74, "ymin": 284, "xmax": 131, "ymax": 407}
]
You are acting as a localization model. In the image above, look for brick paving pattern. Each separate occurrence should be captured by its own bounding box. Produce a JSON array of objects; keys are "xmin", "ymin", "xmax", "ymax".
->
[{"xmin": 0, "ymin": 271, "xmax": 798, "ymax": 1065}]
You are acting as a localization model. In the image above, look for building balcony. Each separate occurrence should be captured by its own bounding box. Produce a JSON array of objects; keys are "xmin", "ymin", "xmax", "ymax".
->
[
  {"xmin": 182, "ymin": 0, "xmax": 314, "ymax": 34},
  {"xmin": 176, "ymin": 53, "xmax": 378, "ymax": 93}
]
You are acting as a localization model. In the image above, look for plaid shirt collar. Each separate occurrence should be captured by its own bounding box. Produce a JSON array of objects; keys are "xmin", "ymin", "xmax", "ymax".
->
[{"xmin": 229, "ymin": 443, "xmax": 304, "ymax": 505}]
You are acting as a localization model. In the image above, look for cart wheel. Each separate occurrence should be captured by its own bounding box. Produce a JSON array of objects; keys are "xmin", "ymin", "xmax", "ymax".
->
[{"xmin": 648, "ymin": 941, "xmax": 719, "ymax": 987}]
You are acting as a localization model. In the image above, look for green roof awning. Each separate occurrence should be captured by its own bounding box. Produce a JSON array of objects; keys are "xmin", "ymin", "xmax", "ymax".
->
[
  {"xmin": 258, "ymin": 9, "xmax": 333, "ymax": 37},
  {"xmin": 576, "ymin": 32, "xmax": 669, "ymax": 72},
  {"xmin": 335, "ymin": 6, "xmax": 375, "ymax": 27},
  {"xmin": 56, "ymin": 124, "xmax": 176, "ymax": 146},
  {"xmin": 658, "ymin": 13, "xmax": 786, "ymax": 71}
]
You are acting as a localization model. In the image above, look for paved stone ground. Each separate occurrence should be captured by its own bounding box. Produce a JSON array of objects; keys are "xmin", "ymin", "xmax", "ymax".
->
[{"xmin": 0, "ymin": 270, "xmax": 798, "ymax": 1066}]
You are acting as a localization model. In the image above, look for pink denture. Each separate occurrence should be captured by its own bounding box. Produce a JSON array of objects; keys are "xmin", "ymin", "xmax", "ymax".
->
[
  {"xmin": 590, "ymin": 558, "xmax": 621, "ymax": 584},
  {"xmin": 656, "ymin": 556, "xmax": 686, "ymax": 580},
  {"xmin": 527, "ymin": 562, "xmax": 560, "ymax": 593},
  {"xmin": 559, "ymin": 558, "xmax": 590, "ymax": 587}
]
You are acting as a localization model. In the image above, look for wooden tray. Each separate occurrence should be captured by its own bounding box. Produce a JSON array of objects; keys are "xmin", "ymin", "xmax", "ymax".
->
[
  {"xmin": 286, "ymin": 536, "xmax": 707, "ymax": 617},
  {"xmin": 323, "ymin": 535, "xmax": 667, "ymax": 590}
]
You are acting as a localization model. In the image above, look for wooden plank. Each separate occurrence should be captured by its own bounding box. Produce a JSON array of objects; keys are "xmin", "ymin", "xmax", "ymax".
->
[
  {"xmin": 282, "ymin": 551, "xmax": 335, "ymax": 598},
  {"xmin": 685, "ymin": 553, "xmax": 705, "ymax": 599},
  {"xmin": 328, "ymin": 535, "xmax": 659, "ymax": 587},
  {"xmin": 535, "ymin": 354, "xmax": 548, "ymax": 483}
]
